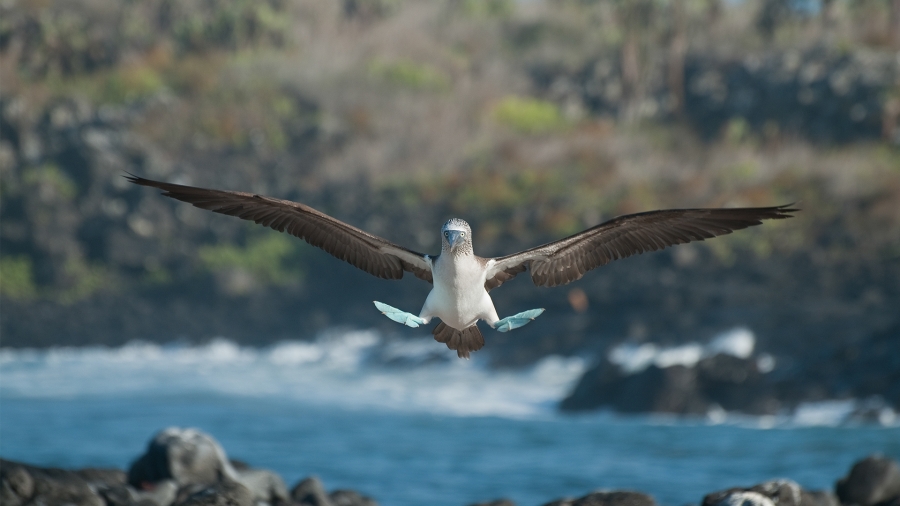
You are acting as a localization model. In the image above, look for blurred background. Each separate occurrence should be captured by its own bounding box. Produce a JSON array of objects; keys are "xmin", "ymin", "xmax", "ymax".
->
[{"xmin": 1, "ymin": 1, "xmax": 899, "ymax": 505}]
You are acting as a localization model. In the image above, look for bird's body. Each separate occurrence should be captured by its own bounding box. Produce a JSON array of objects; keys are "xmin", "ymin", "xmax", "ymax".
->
[
  {"xmin": 420, "ymin": 219, "xmax": 501, "ymax": 330},
  {"xmin": 128, "ymin": 174, "xmax": 798, "ymax": 358},
  {"xmin": 424, "ymin": 254, "xmax": 497, "ymax": 329}
]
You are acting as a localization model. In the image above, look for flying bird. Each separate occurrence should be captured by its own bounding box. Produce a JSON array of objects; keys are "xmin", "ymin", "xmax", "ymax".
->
[{"xmin": 128, "ymin": 175, "xmax": 797, "ymax": 358}]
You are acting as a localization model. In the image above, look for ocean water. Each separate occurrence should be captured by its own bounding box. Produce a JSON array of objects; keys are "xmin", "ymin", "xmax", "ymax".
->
[{"xmin": 1, "ymin": 330, "xmax": 898, "ymax": 506}]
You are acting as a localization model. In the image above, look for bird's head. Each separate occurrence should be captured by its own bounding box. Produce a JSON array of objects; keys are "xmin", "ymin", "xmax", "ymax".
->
[{"xmin": 441, "ymin": 218, "xmax": 472, "ymax": 255}]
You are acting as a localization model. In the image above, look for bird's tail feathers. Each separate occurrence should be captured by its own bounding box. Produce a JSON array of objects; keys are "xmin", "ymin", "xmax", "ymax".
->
[{"xmin": 432, "ymin": 322, "xmax": 484, "ymax": 359}]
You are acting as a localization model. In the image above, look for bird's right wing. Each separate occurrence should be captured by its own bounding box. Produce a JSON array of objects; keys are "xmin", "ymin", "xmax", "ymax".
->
[
  {"xmin": 484, "ymin": 204, "xmax": 797, "ymax": 290},
  {"xmin": 127, "ymin": 175, "xmax": 433, "ymax": 283}
]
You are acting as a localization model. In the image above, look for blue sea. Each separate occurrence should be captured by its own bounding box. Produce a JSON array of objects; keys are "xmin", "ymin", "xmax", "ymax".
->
[{"xmin": 2, "ymin": 329, "xmax": 898, "ymax": 506}]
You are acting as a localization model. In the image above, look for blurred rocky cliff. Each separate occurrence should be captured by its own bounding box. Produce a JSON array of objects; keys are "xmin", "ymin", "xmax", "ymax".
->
[{"xmin": 1, "ymin": 0, "xmax": 899, "ymax": 411}]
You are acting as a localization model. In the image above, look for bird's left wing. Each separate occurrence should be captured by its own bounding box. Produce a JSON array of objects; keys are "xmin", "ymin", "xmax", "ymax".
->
[
  {"xmin": 484, "ymin": 204, "xmax": 797, "ymax": 290},
  {"xmin": 127, "ymin": 176, "xmax": 433, "ymax": 283}
]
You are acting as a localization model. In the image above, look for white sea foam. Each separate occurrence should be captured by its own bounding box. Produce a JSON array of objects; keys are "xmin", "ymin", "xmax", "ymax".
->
[
  {"xmin": 608, "ymin": 327, "xmax": 756, "ymax": 373},
  {"xmin": 0, "ymin": 330, "xmax": 585, "ymax": 419}
]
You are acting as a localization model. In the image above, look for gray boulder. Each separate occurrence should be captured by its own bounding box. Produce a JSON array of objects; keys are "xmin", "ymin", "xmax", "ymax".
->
[
  {"xmin": 128, "ymin": 427, "xmax": 288, "ymax": 505},
  {"xmin": 329, "ymin": 489, "xmax": 379, "ymax": 506},
  {"xmin": 173, "ymin": 480, "xmax": 254, "ymax": 506},
  {"xmin": 100, "ymin": 480, "xmax": 179, "ymax": 506},
  {"xmin": 542, "ymin": 491, "xmax": 656, "ymax": 506},
  {"xmin": 836, "ymin": 456, "xmax": 900, "ymax": 506},
  {"xmin": 468, "ymin": 500, "xmax": 516, "ymax": 506},
  {"xmin": 291, "ymin": 476, "xmax": 333, "ymax": 506},
  {"xmin": 0, "ymin": 459, "xmax": 105, "ymax": 506},
  {"xmin": 703, "ymin": 479, "xmax": 837, "ymax": 506}
]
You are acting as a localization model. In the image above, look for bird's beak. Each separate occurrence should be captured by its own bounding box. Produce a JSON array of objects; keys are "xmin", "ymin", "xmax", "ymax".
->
[{"xmin": 446, "ymin": 230, "xmax": 462, "ymax": 249}]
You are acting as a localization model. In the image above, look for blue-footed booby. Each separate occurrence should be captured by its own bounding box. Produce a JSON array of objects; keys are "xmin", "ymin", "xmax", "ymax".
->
[{"xmin": 128, "ymin": 175, "xmax": 796, "ymax": 358}]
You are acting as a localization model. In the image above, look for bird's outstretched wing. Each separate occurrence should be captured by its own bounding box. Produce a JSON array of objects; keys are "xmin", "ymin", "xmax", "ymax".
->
[
  {"xmin": 484, "ymin": 205, "xmax": 797, "ymax": 290},
  {"xmin": 127, "ymin": 175, "xmax": 433, "ymax": 283}
]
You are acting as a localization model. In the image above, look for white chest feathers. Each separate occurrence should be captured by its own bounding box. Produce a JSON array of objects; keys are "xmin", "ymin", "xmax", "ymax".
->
[{"xmin": 422, "ymin": 254, "xmax": 496, "ymax": 329}]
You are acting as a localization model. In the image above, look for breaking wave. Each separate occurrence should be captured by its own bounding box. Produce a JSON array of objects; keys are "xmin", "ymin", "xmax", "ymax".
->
[
  {"xmin": 2, "ymin": 327, "xmax": 895, "ymax": 426},
  {"xmin": 0, "ymin": 330, "xmax": 585, "ymax": 419}
]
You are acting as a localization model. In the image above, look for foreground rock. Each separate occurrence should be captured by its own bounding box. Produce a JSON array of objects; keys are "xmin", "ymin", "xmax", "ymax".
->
[
  {"xmin": 836, "ymin": 456, "xmax": 900, "ymax": 506},
  {"xmin": 703, "ymin": 479, "xmax": 838, "ymax": 506},
  {"xmin": 542, "ymin": 490, "xmax": 657, "ymax": 506},
  {"xmin": 1, "ymin": 427, "xmax": 377, "ymax": 506},
  {"xmin": 1, "ymin": 430, "xmax": 896, "ymax": 506}
]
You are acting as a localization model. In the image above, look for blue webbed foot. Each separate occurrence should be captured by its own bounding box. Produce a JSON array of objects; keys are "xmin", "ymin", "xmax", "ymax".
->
[
  {"xmin": 374, "ymin": 301, "xmax": 427, "ymax": 328},
  {"xmin": 492, "ymin": 308, "xmax": 545, "ymax": 332}
]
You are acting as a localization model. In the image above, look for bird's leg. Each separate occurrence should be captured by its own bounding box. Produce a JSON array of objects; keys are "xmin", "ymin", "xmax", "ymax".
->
[
  {"xmin": 492, "ymin": 308, "xmax": 545, "ymax": 332},
  {"xmin": 373, "ymin": 301, "xmax": 428, "ymax": 328}
]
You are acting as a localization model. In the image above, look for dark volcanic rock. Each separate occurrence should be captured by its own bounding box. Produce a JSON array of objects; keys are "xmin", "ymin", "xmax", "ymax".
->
[
  {"xmin": 128, "ymin": 427, "xmax": 288, "ymax": 505},
  {"xmin": 128, "ymin": 427, "xmax": 237, "ymax": 488},
  {"xmin": 468, "ymin": 500, "xmax": 516, "ymax": 506},
  {"xmin": 560, "ymin": 353, "xmax": 782, "ymax": 415},
  {"xmin": 329, "ymin": 488, "xmax": 379, "ymax": 506},
  {"xmin": 559, "ymin": 359, "xmax": 705, "ymax": 414},
  {"xmin": 704, "ymin": 479, "xmax": 837, "ymax": 506},
  {"xmin": 542, "ymin": 491, "xmax": 657, "ymax": 506},
  {"xmin": 836, "ymin": 456, "xmax": 900, "ymax": 506},
  {"xmin": 173, "ymin": 480, "xmax": 254, "ymax": 506},
  {"xmin": 292, "ymin": 476, "xmax": 334, "ymax": 506},
  {"xmin": 0, "ymin": 459, "xmax": 105, "ymax": 506},
  {"xmin": 573, "ymin": 491, "xmax": 656, "ymax": 506}
]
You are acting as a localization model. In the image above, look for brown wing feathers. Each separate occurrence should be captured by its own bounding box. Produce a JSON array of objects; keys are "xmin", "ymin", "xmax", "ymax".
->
[
  {"xmin": 489, "ymin": 205, "xmax": 797, "ymax": 289},
  {"xmin": 126, "ymin": 175, "xmax": 432, "ymax": 282}
]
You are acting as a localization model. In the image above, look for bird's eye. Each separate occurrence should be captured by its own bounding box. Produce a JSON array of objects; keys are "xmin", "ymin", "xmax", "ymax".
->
[
  {"xmin": 444, "ymin": 231, "xmax": 449, "ymax": 237},
  {"xmin": 461, "ymin": 232, "xmax": 465, "ymax": 237}
]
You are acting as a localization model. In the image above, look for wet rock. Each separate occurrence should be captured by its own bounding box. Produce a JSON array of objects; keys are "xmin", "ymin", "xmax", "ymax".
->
[
  {"xmin": 705, "ymin": 490, "xmax": 775, "ymax": 506},
  {"xmin": 292, "ymin": 476, "xmax": 333, "ymax": 506},
  {"xmin": 0, "ymin": 459, "xmax": 105, "ymax": 506},
  {"xmin": 73, "ymin": 466, "xmax": 127, "ymax": 488},
  {"xmin": 540, "ymin": 491, "xmax": 657, "ymax": 506},
  {"xmin": 329, "ymin": 488, "xmax": 379, "ymax": 506},
  {"xmin": 836, "ymin": 456, "xmax": 900, "ymax": 506},
  {"xmin": 561, "ymin": 350, "xmax": 787, "ymax": 416},
  {"xmin": 128, "ymin": 427, "xmax": 288, "ymax": 505},
  {"xmin": 101, "ymin": 479, "xmax": 178, "ymax": 506},
  {"xmin": 469, "ymin": 500, "xmax": 516, "ymax": 506},
  {"xmin": 0, "ymin": 461, "xmax": 34, "ymax": 506},
  {"xmin": 173, "ymin": 480, "xmax": 254, "ymax": 506},
  {"xmin": 572, "ymin": 491, "xmax": 657, "ymax": 506},
  {"xmin": 234, "ymin": 467, "xmax": 289, "ymax": 504},
  {"xmin": 703, "ymin": 479, "xmax": 837, "ymax": 506},
  {"xmin": 559, "ymin": 359, "xmax": 707, "ymax": 414},
  {"xmin": 128, "ymin": 427, "xmax": 238, "ymax": 488}
]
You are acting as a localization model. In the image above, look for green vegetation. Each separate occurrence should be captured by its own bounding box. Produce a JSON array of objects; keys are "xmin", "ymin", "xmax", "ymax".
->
[
  {"xmin": 492, "ymin": 96, "xmax": 567, "ymax": 134},
  {"xmin": 0, "ymin": 257, "xmax": 38, "ymax": 300},
  {"xmin": 22, "ymin": 165, "xmax": 78, "ymax": 200},
  {"xmin": 57, "ymin": 259, "xmax": 112, "ymax": 305},
  {"xmin": 368, "ymin": 59, "xmax": 450, "ymax": 91},
  {"xmin": 198, "ymin": 232, "xmax": 305, "ymax": 288}
]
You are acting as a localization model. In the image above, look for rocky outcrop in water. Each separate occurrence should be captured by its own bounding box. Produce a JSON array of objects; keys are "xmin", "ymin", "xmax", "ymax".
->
[{"xmin": 559, "ymin": 322, "xmax": 900, "ymax": 417}]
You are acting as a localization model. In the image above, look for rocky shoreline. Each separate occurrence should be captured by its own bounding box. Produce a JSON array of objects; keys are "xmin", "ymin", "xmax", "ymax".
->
[{"xmin": 2, "ymin": 428, "xmax": 899, "ymax": 506}]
